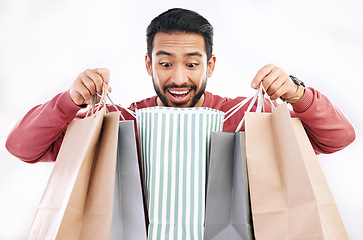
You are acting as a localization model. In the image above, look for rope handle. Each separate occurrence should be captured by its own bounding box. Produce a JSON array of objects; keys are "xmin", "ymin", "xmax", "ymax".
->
[
  {"xmin": 85, "ymin": 84, "xmax": 107, "ymax": 117},
  {"xmin": 258, "ymin": 84, "xmax": 276, "ymax": 113},
  {"xmin": 85, "ymin": 83, "xmax": 133, "ymax": 120},
  {"xmin": 223, "ymin": 84, "xmax": 277, "ymax": 132}
]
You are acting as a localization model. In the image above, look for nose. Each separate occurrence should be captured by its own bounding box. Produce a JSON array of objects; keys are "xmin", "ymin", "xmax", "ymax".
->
[{"xmin": 170, "ymin": 65, "xmax": 188, "ymax": 86}]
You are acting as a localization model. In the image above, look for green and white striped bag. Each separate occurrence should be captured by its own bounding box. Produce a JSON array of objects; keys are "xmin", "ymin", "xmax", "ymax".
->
[{"xmin": 136, "ymin": 107, "xmax": 225, "ymax": 240}]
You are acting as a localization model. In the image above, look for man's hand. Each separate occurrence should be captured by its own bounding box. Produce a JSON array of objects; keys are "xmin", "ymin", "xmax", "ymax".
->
[
  {"xmin": 251, "ymin": 64, "xmax": 300, "ymax": 101},
  {"xmin": 70, "ymin": 68, "xmax": 112, "ymax": 106}
]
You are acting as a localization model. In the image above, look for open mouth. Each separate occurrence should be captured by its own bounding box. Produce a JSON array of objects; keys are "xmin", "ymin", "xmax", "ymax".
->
[
  {"xmin": 168, "ymin": 90, "xmax": 190, "ymax": 98},
  {"xmin": 166, "ymin": 88, "xmax": 192, "ymax": 104}
]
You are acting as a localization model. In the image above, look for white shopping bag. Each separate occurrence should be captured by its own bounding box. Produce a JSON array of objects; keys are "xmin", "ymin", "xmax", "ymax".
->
[{"xmin": 137, "ymin": 107, "xmax": 224, "ymax": 240}]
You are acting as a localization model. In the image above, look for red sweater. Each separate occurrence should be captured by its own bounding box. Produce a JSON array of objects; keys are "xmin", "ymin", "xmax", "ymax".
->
[{"xmin": 6, "ymin": 88, "xmax": 355, "ymax": 163}]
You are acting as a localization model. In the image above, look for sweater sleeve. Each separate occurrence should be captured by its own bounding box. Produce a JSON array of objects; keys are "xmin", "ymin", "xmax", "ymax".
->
[
  {"xmin": 5, "ymin": 89, "xmax": 83, "ymax": 163},
  {"xmin": 290, "ymin": 87, "xmax": 355, "ymax": 154}
]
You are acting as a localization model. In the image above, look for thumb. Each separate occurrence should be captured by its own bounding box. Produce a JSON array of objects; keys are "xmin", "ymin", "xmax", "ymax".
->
[{"xmin": 106, "ymin": 84, "xmax": 112, "ymax": 93}]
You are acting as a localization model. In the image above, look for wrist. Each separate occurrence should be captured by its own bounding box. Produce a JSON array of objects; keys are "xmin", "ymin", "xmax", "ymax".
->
[
  {"xmin": 280, "ymin": 75, "xmax": 306, "ymax": 104},
  {"xmin": 51, "ymin": 89, "xmax": 85, "ymax": 122},
  {"xmin": 282, "ymin": 85, "xmax": 305, "ymax": 104}
]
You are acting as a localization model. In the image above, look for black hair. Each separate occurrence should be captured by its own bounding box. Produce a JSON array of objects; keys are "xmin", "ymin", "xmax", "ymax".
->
[{"xmin": 146, "ymin": 8, "xmax": 214, "ymax": 61}]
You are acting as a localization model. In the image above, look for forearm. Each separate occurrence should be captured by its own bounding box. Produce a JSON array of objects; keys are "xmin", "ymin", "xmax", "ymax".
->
[
  {"xmin": 291, "ymin": 87, "xmax": 355, "ymax": 154},
  {"xmin": 5, "ymin": 90, "xmax": 82, "ymax": 163}
]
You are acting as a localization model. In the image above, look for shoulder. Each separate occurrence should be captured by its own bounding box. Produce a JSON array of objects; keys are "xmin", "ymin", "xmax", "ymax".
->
[
  {"xmin": 99, "ymin": 96, "xmax": 157, "ymax": 121},
  {"xmin": 128, "ymin": 95, "xmax": 158, "ymax": 111},
  {"xmin": 203, "ymin": 91, "xmax": 246, "ymax": 112}
]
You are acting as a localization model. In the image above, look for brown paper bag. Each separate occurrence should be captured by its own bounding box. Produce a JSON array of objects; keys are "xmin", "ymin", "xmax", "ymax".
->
[
  {"xmin": 28, "ymin": 110, "xmax": 120, "ymax": 240},
  {"xmin": 245, "ymin": 103, "xmax": 349, "ymax": 240}
]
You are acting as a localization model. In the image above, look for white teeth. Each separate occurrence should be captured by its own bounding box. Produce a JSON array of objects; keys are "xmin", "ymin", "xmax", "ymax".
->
[{"xmin": 169, "ymin": 90, "xmax": 189, "ymax": 95}]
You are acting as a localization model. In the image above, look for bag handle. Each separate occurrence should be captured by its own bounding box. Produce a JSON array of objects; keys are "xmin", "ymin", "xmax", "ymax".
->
[
  {"xmin": 104, "ymin": 93, "xmax": 126, "ymax": 120},
  {"xmin": 85, "ymin": 84, "xmax": 107, "ymax": 117},
  {"xmin": 257, "ymin": 84, "xmax": 276, "ymax": 113},
  {"xmin": 106, "ymin": 92, "xmax": 137, "ymax": 119},
  {"xmin": 223, "ymin": 84, "xmax": 277, "ymax": 132},
  {"xmin": 85, "ymin": 83, "xmax": 130, "ymax": 120}
]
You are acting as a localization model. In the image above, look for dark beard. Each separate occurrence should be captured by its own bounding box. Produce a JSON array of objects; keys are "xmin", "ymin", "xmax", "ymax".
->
[{"xmin": 153, "ymin": 78, "xmax": 207, "ymax": 108}]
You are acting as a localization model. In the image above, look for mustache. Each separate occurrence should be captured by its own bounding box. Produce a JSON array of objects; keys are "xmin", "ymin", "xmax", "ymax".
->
[{"xmin": 163, "ymin": 83, "xmax": 197, "ymax": 92}]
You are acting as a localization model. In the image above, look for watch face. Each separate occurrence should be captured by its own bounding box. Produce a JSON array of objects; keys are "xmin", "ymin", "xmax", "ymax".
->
[{"xmin": 289, "ymin": 75, "xmax": 305, "ymax": 87}]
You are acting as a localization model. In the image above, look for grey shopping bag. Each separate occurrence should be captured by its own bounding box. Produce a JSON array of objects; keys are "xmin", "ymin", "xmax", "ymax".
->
[
  {"xmin": 204, "ymin": 132, "xmax": 254, "ymax": 240},
  {"xmin": 110, "ymin": 120, "xmax": 147, "ymax": 240}
]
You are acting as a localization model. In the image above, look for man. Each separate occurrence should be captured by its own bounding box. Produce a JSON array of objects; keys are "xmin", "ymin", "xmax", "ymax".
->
[{"xmin": 6, "ymin": 8, "xmax": 355, "ymax": 163}]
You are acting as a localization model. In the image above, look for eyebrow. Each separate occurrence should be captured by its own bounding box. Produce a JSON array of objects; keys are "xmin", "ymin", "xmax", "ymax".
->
[
  {"xmin": 185, "ymin": 52, "xmax": 203, "ymax": 57},
  {"xmin": 156, "ymin": 50, "xmax": 173, "ymax": 56},
  {"xmin": 155, "ymin": 50, "xmax": 203, "ymax": 58}
]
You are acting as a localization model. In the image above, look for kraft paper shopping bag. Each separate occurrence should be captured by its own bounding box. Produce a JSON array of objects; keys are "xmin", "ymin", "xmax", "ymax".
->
[
  {"xmin": 245, "ymin": 103, "xmax": 349, "ymax": 240},
  {"xmin": 204, "ymin": 132, "xmax": 254, "ymax": 240},
  {"xmin": 78, "ymin": 111, "xmax": 120, "ymax": 239},
  {"xmin": 28, "ymin": 109, "xmax": 105, "ymax": 240},
  {"xmin": 28, "ymin": 109, "xmax": 120, "ymax": 240}
]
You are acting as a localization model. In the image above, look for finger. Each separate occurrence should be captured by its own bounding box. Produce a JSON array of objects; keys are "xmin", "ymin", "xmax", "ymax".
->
[
  {"xmin": 270, "ymin": 82, "xmax": 291, "ymax": 100},
  {"xmin": 251, "ymin": 64, "xmax": 275, "ymax": 89},
  {"xmin": 94, "ymin": 68, "xmax": 110, "ymax": 85},
  {"xmin": 77, "ymin": 73, "xmax": 97, "ymax": 100},
  {"xmin": 83, "ymin": 97, "xmax": 93, "ymax": 105},
  {"xmin": 94, "ymin": 68, "xmax": 112, "ymax": 94},
  {"xmin": 70, "ymin": 88, "xmax": 85, "ymax": 106},
  {"xmin": 264, "ymin": 70, "xmax": 285, "ymax": 96},
  {"xmin": 84, "ymin": 69, "xmax": 104, "ymax": 94},
  {"xmin": 71, "ymin": 80, "xmax": 92, "ymax": 105},
  {"xmin": 80, "ymin": 78, "xmax": 97, "ymax": 97},
  {"xmin": 76, "ymin": 82, "xmax": 93, "ymax": 103},
  {"xmin": 107, "ymin": 84, "xmax": 112, "ymax": 93},
  {"xmin": 262, "ymin": 66, "xmax": 291, "ymax": 97}
]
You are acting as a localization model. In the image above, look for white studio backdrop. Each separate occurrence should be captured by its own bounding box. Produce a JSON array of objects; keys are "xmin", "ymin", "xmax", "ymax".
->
[{"xmin": 1, "ymin": 0, "xmax": 362, "ymax": 239}]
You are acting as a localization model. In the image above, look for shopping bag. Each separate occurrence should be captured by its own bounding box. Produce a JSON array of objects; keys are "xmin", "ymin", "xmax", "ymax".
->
[
  {"xmin": 78, "ymin": 111, "xmax": 120, "ymax": 239},
  {"xmin": 136, "ymin": 107, "xmax": 225, "ymax": 240},
  {"xmin": 245, "ymin": 103, "xmax": 349, "ymax": 240},
  {"xmin": 28, "ymin": 109, "xmax": 120, "ymax": 240},
  {"xmin": 204, "ymin": 132, "xmax": 254, "ymax": 240},
  {"xmin": 110, "ymin": 120, "xmax": 147, "ymax": 240}
]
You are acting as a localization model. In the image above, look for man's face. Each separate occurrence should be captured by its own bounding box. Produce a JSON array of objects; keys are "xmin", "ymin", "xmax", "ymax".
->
[{"xmin": 145, "ymin": 32, "xmax": 216, "ymax": 108}]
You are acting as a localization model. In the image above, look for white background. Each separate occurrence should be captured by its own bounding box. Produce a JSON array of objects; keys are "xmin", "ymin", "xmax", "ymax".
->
[{"xmin": 1, "ymin": 0, "xmax": 362, "ymax": 239}]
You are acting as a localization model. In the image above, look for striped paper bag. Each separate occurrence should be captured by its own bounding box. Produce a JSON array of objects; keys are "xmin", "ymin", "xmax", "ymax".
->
[{"xmin": 136, "ymin": 107, "xmax": 224, "ymax": 240}]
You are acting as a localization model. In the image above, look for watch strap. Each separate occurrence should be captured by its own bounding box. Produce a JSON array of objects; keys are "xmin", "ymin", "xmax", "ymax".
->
[{"xmin": 280, "ymin": 75, "xmax": 306, "ymax": 104}]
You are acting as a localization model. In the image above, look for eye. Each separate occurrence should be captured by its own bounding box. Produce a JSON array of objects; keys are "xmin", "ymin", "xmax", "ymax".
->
[
  {"xmin": 160, "ymin": 62, "xmax": 172, "ymax": 68},
  {"xmin": 186, "ymin": 63, "xmax": 199, "ymax": 68}
]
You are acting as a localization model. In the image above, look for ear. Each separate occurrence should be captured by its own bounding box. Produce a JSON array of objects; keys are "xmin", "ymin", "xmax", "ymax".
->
[
  {"xmin": 145, "ymin": 53, "xmax": 153, "ymax": 76},
  {"xmin": 207, "ymin": 55, "xmax": 216, "ymax": 77}
]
